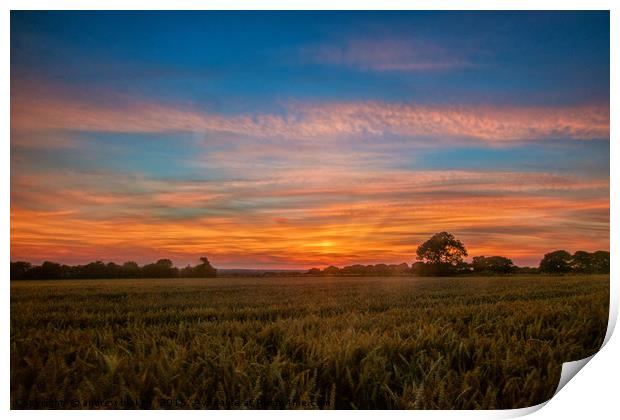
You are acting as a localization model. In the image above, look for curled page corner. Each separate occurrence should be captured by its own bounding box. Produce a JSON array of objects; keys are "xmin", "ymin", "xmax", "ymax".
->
[
  {"xmin": 602, "ymin": 280, "xmax": 618, "ymax": 348},
  {"xmin": 554, "ymin": 355, "xmax": 595, "ymax": 397},
  {"xmin": 494, "ymin": 354, "xmax": 597, "ymax": 418},
  {"xmin": 497, "ymin": 400, "xmax": 548, "ymax": 418}
]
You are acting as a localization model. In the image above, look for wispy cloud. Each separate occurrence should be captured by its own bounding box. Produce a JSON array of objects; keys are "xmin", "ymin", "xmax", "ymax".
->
[
  {"xmin": 11, "ymin": 88, "xmax": 610, "ymax": 143},
  {"xmin": 300, "ymin": 38, "xmax": 472, "ymax": 72}
]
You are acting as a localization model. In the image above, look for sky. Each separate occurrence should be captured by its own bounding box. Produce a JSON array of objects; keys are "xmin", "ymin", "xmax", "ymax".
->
[{"xmin": 10, "ymin": 11, "xmax": 610, "ymax": 269}]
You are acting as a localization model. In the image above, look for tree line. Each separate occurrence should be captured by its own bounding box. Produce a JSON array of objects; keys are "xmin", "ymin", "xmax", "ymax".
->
[
  {"xmin": 307, "ymin": 263, "xmax": 412, "ymax": 277},
  {"xmin": 10, "ymin": 232, "xmax": 610, "ymax": 280},
  {"xmin": 10, "ymin": 257, "xmax": 217, "ymax": 280},
  {"xmin": 306, "ymin": 232, "xmax": 609, "ymax": 276}
]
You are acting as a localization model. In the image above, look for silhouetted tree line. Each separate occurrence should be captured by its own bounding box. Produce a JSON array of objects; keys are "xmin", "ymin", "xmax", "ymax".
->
[
  {"xmin": 539, "ymin": 250, "xmax": 609, "ymax": 274},
  {"xmin": 307, "ymin": 232, "xmax": 610, "ymax": 277},
  {"xmin": 307, "ymin": 263, "xmax": 411, "ymax": 277},
  {"xmin": 10, "ymin": 257, "xmax": 217, "ymax": 280},
  {"xmin": 10, "ymin": 233, "xmax": 610, "ymax": 280}
]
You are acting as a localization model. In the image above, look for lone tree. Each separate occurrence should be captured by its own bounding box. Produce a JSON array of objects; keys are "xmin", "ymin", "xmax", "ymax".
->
[
  {"xmin": 415, "ymin": 232, "xmax": 468, "ymax": 275},
  {"xmin": 416, "ymin": 232, "xmax": 468, "ymax": 264}
]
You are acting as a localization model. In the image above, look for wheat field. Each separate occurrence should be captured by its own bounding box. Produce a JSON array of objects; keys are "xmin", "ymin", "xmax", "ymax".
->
[{"xmin": 10, "ymin": 275, "xmax": 609, "ymax": 409}]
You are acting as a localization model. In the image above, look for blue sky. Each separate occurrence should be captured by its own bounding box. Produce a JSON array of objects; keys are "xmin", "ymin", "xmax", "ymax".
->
[{"xmin": 12, "ymin": 11, "xmax": 609, "ymax": 106}]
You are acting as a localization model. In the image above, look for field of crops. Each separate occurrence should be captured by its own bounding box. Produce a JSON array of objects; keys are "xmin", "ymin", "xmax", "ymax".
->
[{"xmin": 11, "ymin": 275, "xmax": 609, "ymax": 409}]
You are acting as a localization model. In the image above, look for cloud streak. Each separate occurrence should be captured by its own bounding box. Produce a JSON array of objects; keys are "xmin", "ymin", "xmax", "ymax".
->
[
  {"xmin": 11, "ymin": 89, "xmax": 610, "ymax": 144},
  {"xmin": 300, "ymin": 38, "xmax": 473, "ymax": 72},
  {"xmin": 10, "ymin": 168, "xmax": 609, "ymax": 268}
]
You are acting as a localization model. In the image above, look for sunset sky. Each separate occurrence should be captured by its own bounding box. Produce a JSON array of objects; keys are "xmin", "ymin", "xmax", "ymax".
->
[{"xmin": 10, "ymin": 11, "xmax": 609, "ymax": 269}]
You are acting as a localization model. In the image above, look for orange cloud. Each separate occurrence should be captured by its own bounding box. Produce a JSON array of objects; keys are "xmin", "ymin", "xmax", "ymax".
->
[{"xmin": 10, "ymin": 169, "xmax": 609, "ymax": 268}]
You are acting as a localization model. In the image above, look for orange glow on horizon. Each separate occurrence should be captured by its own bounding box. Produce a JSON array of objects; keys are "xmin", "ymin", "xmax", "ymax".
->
[{"xmin": 10, "ymin": 189, "xmax": 609, "ymax": 269}]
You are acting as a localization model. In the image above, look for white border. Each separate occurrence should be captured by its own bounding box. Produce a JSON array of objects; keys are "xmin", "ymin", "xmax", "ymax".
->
[{"xmin": 3, "ymin": 1, "xmax": 617, "ymax": 418}]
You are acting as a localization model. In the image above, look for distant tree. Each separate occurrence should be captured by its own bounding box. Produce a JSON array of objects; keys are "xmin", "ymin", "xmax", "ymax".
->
[
  {"xmin": 180, "ymin": 264, "xmax": 193, "ymax": 277},
  {"xmin": 141, "ymin": 263, "xmax": 158, "ymax": 278},
  {"xmin": 78, "ymin": 261, "xmax": 108, "ymax": 278},
  {"xmin": 339, "ymin": 265, "xmax": 352, "ymax": 275},
  {"xmin": 106, "ymin": 262, "xmax": 121, "ymax": 278},
  {"xmin": 415, "ymin": 232, "xmax": 467, "ymax": 276},
  {"xmin": 10, "ymin": 261, "xmax": 31, "ymax": 280},
  {"xmin": 455, "ymin": 261, "xmax": 473, "ymax": 274},
  {"xmin": 471, "ymin": 256, "xmax": 486, "ymax": 273},
  {"xmin": 120, "ymin": 261, "xmax": 141, "ymax": 278},
  {"xmin": 340, "ymin": 264, "xmax": 367, "ymax": 276},
  {"xmin": 192, "ymin": 257, "xmax": 217, "ymax": 278},
  {"xmin": 591, "ymin": 251, "xmax": 610, "ymax": 274},
  {"xmin": 371, "ymin": 263, "xmax": 391, "ymax": 276},
  {"xmin": 323, "ymin": 266, "xmax": 340, "ymax": 276},
  {"xmin": 388, "ymin": 263, "xmax": 411, "ymax": 276},
  {"xmin": 33, "ymin": 261, "xmax": 63, "ymax": 279},
  {"xmin": 157, "ymin": 259, "xmax": 173, "ymax": 267},
  {"xmin": 471, "ymin": 256, "xmax": 515, "ymax": 274},
  {"xmin": 539, "ymin": 250, "xmax": 573, "ymax": 274},
  {"xmin": 60, "ymin": 264, "xmax": 76, "ymax": 279},
  {"xmin": 571, "ymin": 251, "xmax": 594, "ymax": 273},
  {"xmin": 143, "ymin": 259, "xmax": 178, "ymax": 278},
  {"xmin": 307, "ymin": 268, "xmax": 322, "ymax": 276}
]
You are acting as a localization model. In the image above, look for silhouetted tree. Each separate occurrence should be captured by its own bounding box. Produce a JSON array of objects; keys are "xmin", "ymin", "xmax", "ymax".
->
[
  {"xmin": 591, "ymin": 251, "xmax": 610, "ymax": 274},
  {"xmin": 340, "ymin": 264, "xmax": 367, "ymax": 276},
  {"xmin": 180, "ymin": 264, "xmax": 193, "ymax": 277},
  {"xmin": 570, "ymin": 250, "xmax": 610, "ymax": 274},
  {"xmin": 456, "ymin": 261, "xmax": 473, "ymax": 274},
  {"xmin": 571, "ymin": 251, "xmax": 594, "ymax": 273},
  {"xmin": 415, "ymin": 232, "xmax": 468, "ymax": 276},
  {"xmin": 106, "ymin": 262, "xmax": 121, "ymax": 277},
  {"xmin": 323, "ymin": 266, "xmax": 340, "ymax": 276},
  {"xmin": 192, "ymin": 257, "xmax": 217, "ymax": 278},
  {"xmin": 60, "ymin": 264, "xmax": 76, "ymax": 278},
  {"xmin": 388, "ymin": 263, "xmax": 411, "ymax": 276},
  {"xmin": 416, "ymin": 232, "xmax": 468, "ymax": 265},
  {"xmin": 10, "ymin": 261, "xmax": 31, "ymax": 279},
  {"xmin": 78, "ymin": 261, "xmax": 108, "ymax": 278},
  {"xmin": 27, "ymin": 261, "xmax": 63, "ymax": 279},
  {"xmin": 120, "ymin": 261, "xmax": 141, "ymax": 278},
  {"xmin": 143, "ymin": 259, "xmax": 178, "ymax": 278},
  {"xmin": 539, "ymin": 250, "xmax": 573, "ymax": 274},
  {"xmin": 471, "ymin": 256, "xmax": 515, "ymax": 274},
  {"xmin": 371, "ymin": 263, "xmax": 391, "ymax": 276}
]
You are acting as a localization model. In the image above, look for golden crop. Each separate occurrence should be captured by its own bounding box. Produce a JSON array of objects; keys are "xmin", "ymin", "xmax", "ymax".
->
[{"xmin": 10, "ymin": 275, "xmax": 609, "ymax": 409}]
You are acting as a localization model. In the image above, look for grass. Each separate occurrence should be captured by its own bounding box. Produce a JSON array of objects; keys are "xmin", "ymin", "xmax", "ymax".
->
[{"xmin": 11, "ymin": 275, "xmax": 609, "ymax": 409}]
